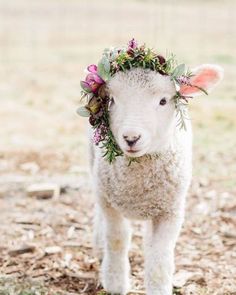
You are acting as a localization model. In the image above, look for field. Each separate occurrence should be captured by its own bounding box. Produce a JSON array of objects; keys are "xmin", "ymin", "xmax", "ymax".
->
[{"xmin": 0, "ymin": 0, "xmax": 235, "ymax": 294}]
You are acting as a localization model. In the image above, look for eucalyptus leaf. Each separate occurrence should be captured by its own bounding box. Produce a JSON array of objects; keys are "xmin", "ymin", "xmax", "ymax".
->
[
  {"xmin": 103, "ymin": 48, "xmax": 111, "ymax": 55},
  {"xmin": 111, "ymin": 48, "xmax": 120, "ymax": 60},
  {"xmin": 174, "ymin": 80, "xmax": 180, "ymax": 91},
  {"xmin": 76, "ymin": 106, "xmax": 90, "ymax": 117},
  {"xmin": 87, "ymin": 92, "xmax": 94, "ymax": 101},
  {"xmin": 98, "ymin": 56, "xmax": 111, "ymax": 81},
  {"xmin": 102, "ymin": 56, "xmax": 111, "ymax": 72},
  {"xmin": 80, "ymin": 81, "xmax": 91, "ymax": 93},
  {"xmin": 172, "ymin": 63, "xmax": 186, "ymax": 78}
]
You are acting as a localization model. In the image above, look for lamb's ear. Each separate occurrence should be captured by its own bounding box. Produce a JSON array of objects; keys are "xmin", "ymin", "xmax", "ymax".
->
[{"xmin": 179, "ymin": 64, "xmax": 224, "ymax": 97}]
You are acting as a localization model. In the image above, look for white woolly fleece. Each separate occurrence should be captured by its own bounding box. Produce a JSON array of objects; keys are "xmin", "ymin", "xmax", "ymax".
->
[{"xmin": 89, "ymin": 65, "xmax": 223, "ymax": 295}]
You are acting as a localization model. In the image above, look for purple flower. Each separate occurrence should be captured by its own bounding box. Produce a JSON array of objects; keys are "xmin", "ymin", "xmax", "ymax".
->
[
  {"xmin": 157, "ymin": 55, "xmax": 166, "ymax": 66},
  {"xmin": 87, "ymin": 64, "xmax": 97, "ymax": 73},
  {"xmin": 81, "ymin": 64, "xmax": 105, "ymax": 94},
  {"xmin": 128, "ymin": 38, "xmax": 138, "ymax": 50},
  {"xmin": 93, "ymin": 123, "xmax": 108, "ymax": 145},
  {"xmin": 177, "ymin": 75, "xmax": 191, "ymax": 85}
]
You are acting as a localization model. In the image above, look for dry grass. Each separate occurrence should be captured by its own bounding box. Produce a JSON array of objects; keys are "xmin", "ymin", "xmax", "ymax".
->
[{"xmin": 0, "ymin": 0, "xmax": 235, "ymax": 294}]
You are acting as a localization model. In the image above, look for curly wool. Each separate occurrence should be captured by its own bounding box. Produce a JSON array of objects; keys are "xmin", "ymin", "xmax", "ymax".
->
[
  {"xmin": 108, "ymin": 68, "xmax": 176, "ymax": 97},
  {"xmin": 91, "ymin": 127, "xmax": 192, "ymax": 220}
]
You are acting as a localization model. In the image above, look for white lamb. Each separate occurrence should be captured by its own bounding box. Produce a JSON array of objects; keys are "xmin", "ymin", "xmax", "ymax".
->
[{"xmin": 89, "ymin": 65, "xmax": 223, "ymax": 295}]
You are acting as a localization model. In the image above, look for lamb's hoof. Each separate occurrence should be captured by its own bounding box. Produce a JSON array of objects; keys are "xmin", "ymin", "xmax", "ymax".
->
[
  {"xmin": 101, "ymin": 271, "xmax": 130, "ymax": 295},
  {"xmin": 102, "ymin": 284, "xmax": 130, "ymax": 295},
  {"xmin": 146, "ymin": 284, "xmax": 172, "ymax": 295}
]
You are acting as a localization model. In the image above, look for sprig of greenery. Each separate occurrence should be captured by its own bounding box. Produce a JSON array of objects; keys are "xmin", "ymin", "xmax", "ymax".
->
[
  {"xmin": 101, "ymin": 129, "xmax": 123, "ymax": 163},
  {"xmin": 173, "ymin": 93, "xmax": 190, "ymax": 131},
  {"xmin": 95, "ymin": 106, "xmax": 123, "ymax": 163}
]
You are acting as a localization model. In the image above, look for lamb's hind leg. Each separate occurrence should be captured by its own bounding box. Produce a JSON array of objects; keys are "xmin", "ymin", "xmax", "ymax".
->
[
  {"xmin": 144, "ymin": 214, "xmax": 184, "ymax": 295},
  {"xmin": 100, "ymin": 202, "xmax": 132, "ymax": 295}
]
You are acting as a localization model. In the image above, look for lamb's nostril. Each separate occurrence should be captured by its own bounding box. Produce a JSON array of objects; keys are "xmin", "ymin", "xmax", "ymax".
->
[
  {"xmin": 126, "ymin": 140, "xmax": 136, "ymax": 147},
  {"xmin": 123, "ymin": 135, "xmax": 141, "ymax": 147}
]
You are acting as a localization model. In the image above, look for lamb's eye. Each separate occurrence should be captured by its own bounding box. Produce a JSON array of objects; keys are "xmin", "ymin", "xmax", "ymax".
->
[{"xmin": 159, "ymin": 98, "xmax": 167, "ymax": 106}]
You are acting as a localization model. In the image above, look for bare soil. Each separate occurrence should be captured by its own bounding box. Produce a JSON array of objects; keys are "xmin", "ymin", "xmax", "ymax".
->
[{"xmin": 0, "ymin": 151, "xmax": 235, "ymax": 295}]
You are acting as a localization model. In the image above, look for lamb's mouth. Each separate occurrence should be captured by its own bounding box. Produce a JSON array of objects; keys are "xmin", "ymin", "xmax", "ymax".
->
[
  {"xmin": 126, "ymin": 149, "xmax": 139, "ymax": 153},
  {"xmin": 124, "ymin": 149, "xmax": 145, "ymax": 157}
]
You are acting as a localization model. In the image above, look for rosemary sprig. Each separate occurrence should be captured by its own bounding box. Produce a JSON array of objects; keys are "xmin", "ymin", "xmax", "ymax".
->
[
  {"xmin": 173, "ymin": 93, "xmax": 190, "ymax": 131},
  {"xmin": 102, "ymin": 129, "xmax": 123, "ymax": 163}
]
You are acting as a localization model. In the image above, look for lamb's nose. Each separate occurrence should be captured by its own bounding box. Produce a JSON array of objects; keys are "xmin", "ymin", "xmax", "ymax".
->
[{"xmin": 123, "ymin": 134, "xmax": 141, "ymax": 147}]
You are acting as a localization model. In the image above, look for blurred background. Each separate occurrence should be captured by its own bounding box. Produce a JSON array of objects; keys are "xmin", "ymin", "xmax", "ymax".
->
[{"xmin": 0, "ymin": 0, "xmax": 235, "ymax": 294}]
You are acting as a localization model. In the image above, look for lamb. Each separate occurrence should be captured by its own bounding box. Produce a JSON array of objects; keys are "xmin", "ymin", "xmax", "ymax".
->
[{"xmin": 83, "ymin": 49, "xmax": 223, "ymax": 294}]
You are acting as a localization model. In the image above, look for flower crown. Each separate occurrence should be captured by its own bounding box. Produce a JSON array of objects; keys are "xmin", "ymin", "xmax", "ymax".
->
[{"xmin": 77, "ymin": 39, "xmax": 207, "ymax": 163}]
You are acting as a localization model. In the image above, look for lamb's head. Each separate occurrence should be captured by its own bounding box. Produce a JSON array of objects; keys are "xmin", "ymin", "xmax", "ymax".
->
[
  {"xmin": 107, "ymin": 65, "xmax": 223, "ymax": 157},
  {"xmin": 108, "ymin": 68, "xmax": 176, "ymax": 157}
]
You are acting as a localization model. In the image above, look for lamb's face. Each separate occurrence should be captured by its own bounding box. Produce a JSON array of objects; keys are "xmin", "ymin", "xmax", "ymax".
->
[{"xmin": 108, "ymin": 68, "xmax": 177, "ymax": 157}]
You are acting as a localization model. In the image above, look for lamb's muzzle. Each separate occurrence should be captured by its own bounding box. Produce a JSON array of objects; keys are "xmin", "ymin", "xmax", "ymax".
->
[{"xmin": 123, "ymin": 133, "xmax": 141, "ymax": 147}]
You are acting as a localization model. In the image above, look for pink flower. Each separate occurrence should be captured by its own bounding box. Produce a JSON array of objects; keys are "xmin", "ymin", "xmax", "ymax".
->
[
  {"xmin": 80, "ymin": 64, "xmax": 105, "ymax": 94},
  {"xmin": 93, "ymin": 123, "xmax": 108, "ymax": 145},
  {"xmin": 177, "ymin": 75, "xmax": 191, "ymax": 85},
  {"xmin": 128, "ymin": 38, "xmax": 138, "ymax": 50},
  {"xmin": 87, "ymin": 64, "xmax": 97, "ymax": 73}
]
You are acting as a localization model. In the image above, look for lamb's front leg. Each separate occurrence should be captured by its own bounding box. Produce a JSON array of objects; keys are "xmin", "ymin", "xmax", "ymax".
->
[
  {"xmin": 144, "ymin": 214, "xmax": 184, "ymax": 295},
  {"xmin": 101, "ymin": 203, "xmax": 132, "ymax": 295}
]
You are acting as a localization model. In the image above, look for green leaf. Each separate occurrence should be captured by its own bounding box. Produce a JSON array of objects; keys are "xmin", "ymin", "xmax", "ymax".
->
[
  {"xmin": 80, "ymin": 81, "xmax": 91, "ymax": 93},
  {"xmin": 128, "ymin": 60, "xmax": 132, "ymax": 69},
  {"xmin": 103, "ymin": 47, "xmax": 110, "ymax": 55},
  {"xmin": 120, "ymin": 64, "xmax": 125, "ymax": 71},
  {"xmin": 76, "ymin": 106, "xmax": 90, "ymax": 117},
  {"xmin": 172, "ymin": 63, "xmax": 186, "ymax": 78},
  {"xmin": 194, "ymin": 85, "xmax": 208, "ymax": 95},
  {"xmin": 98, "ymin": 56, "xmax": 111, "ymax": 81},
  {"xmin": 173, "ymin": 80, "xmax": 180, "ymax": 91},
  {"xmin": 110, "ymin": 48, "xmax": 120, "ymax": 60},
  {"xmin": 102, "ymin": 56, "xmax": 110, "ymax": 72}
]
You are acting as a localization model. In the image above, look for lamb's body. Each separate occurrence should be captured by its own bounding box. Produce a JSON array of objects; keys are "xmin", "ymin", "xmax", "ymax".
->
[
  {"xmin": 93, "ymin": 128, "xmax": 192, "ymax": 220},
  {"xmin": 90, "ymin": 123, "xmax": 192, "ymax": 295},
  {"xmin": 88, "ymin": 65, "xmax": 222, "ymax": 295}
]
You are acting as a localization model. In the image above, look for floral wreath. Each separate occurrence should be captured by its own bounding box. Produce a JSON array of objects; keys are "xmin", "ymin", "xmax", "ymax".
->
[{"xmin": 77, "ymin": 39, "xmax": 207, "ymax": 163}]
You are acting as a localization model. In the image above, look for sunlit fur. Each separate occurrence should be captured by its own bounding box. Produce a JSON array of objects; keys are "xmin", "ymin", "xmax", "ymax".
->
[{"xmin": 89, "ymin": 65, "xmax": 223, "ymax": 295}]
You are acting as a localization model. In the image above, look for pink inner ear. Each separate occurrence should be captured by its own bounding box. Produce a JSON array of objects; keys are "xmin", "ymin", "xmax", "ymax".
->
[{"xmin": 180, "ymin": 68, "xmax": 219, "ymax": 96}]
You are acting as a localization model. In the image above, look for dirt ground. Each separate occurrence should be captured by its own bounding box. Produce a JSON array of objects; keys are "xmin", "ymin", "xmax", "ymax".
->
[
  {"xmin": 0, "ymin": 0, "xmax": 235, "ymax": 294},
  {"xmin": 0, "ymin": 152, "xmax": 235, "ymax": 295}
]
